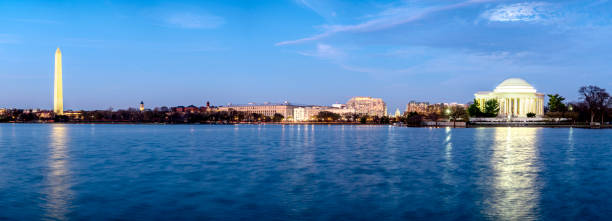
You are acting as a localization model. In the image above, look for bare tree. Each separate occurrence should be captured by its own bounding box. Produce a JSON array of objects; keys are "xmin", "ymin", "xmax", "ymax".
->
[
  {"xmin": 579, "ymin": 85, "xmax": 610, "ymax": 124},
  {"xmin": 428, "ymin": 112, "xmax": 440, "ymax": 127},
  {"xmin": 449, "ymin": 106, "xmax": 468, "ymax": 128}
]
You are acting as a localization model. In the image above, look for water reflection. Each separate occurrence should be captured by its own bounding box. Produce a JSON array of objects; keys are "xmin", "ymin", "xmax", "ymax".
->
[
  {"xmin": 44, "ymin": 125, "xmax": 72, "ymax": 220},
  {"xmin": 444, "ymin": 127, "xmax": 453, "ymax": 163},
  {"xmin": 567, "ymin": 127, "xmax": 575, "ymax": 166},
  {"xmin": 486, "ymin": 127, "xmax": 540, "ymax": 220}
]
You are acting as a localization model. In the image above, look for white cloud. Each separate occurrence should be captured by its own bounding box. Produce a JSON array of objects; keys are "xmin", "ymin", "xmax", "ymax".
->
[
  {"xmin": 164, "ymin": 12, "xmax": 224, "ymax": 29},
  {"xmin": 277, "ymin": 0, "xmax": 496, "ymax": 46},
  {"xmin": 298, "ymin": 43, "xmax": 345, "ymax": 61},
  {"xmin": 483, "ymin": 2, "xmax": 549, "ymax": 22},
  {"xmin": 295, "ymin": 0, "xmax": 336, "ymax": 19}
]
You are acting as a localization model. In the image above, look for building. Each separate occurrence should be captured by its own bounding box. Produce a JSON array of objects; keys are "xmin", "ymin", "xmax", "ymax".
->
[
  {"xmin": 346, "ymin": 96, "xmax": 387, "ymax": 117},
  {"xmin": 184, "ymin": 105, "xmax": 199, "ymax": 113},
  {"xmin": 394, "ymin": 108, "xmax": 401, "ymax": 117},
  {"xmin": 405, "ymin": 101, "xmax": 429, "ymax": 114},
  {"xmin": 475, "ymin": 78, "xmax": 545, "ymax": 117},
  {"xmin": 331, "ymin": 103, "xmax": 346, "ymax": 109},
  {"xmin": 326, "ymin": 106, "xmax": 356, "ymax": 117},
  {"xmin": 217, "ymin": 102, "xmax": 296, "ymax": 120},
  {"xmin": 64, "ymin": 111, "xmax": 83, "ymax": 120},
  {"xmin": 292, "ymin": 105, "xmax": 358, "ymax": 122},
  {"xmin": 54, "ymin": 48, "xmax": 63, "ymax": 115},
  {"xmin": 139, "ymin": 101, "xmax": 145, "ymax": 111},
  {"xmin": 293, "ymin": 106, "xmax": 321, "ymax": 122},
  {"xmin": 173, "ymin": 106, "xmax": 185, "ymax": 112},
  {"xmin": 405, "ymin": 101, "xmax": 466, "ymax": 116},
  {"xmin": 36, "ymin": 111, "xmax": 53, "ymax": 119}
]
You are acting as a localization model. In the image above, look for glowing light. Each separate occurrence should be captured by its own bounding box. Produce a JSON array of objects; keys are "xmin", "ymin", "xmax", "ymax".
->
[
  {"xmin": 475, "ymin": 78, "xmax": 545, "ymax": 117},
  {"xmin": 54, "ymin": 48, "xmax": 63, "ymax": 115},
  {"xmin": 486, "ymin": 127, "xmax": 540, "ymax": 219},
  {"xmin": 45, "ymin": 125, "xmax": 72, "ymax": 219}
]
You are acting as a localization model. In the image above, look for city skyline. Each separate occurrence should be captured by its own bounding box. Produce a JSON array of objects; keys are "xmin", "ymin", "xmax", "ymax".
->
[{"xmin": 2, "ymin": 0, "xmax": 612, "ymax": 111}]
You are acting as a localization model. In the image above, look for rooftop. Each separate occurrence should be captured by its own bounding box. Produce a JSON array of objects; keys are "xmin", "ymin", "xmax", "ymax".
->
[{"xmin": 493, "ymin": 78, "xmax": 537, "ymax": 93}]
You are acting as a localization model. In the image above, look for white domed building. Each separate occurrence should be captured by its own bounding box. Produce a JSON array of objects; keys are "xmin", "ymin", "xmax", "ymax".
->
[{"xmin": 475, "ymin": 78, "xmax": 545, "ymax": 117}]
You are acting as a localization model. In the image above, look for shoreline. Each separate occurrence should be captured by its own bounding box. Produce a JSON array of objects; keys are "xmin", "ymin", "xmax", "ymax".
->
[{"xmin": 1, "ymin": 121, "xmax": 610, "ymax": 128}]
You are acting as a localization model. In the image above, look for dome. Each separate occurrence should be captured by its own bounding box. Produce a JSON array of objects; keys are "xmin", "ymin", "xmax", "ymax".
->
[{"xmin": 493, "ymin": 78, "xmax": 537, "ymax": 93}]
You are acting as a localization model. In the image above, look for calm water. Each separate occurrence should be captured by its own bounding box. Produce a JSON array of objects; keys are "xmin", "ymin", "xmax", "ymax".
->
[{"xmin": 1, "ymin": 124, "xmax": 611, "ymax": 220}]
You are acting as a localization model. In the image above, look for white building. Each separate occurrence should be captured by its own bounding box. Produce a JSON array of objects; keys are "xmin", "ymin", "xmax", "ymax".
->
[
  {"xmin": 218, "ymin": 103, "xmax": 296, "ymax": 120},
  {"xmin": 475, "ymin": 78, "xmax": 545, "ymax": 117},
  {"xmin": 346, "ymin": 96, "xmax": 387, "ymax": 117},
  {"xmin": 293, "ymin": 105, "xmax": 357, "ymax": 122}
]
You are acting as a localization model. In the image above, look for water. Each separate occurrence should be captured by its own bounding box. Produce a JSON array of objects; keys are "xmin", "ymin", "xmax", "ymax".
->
[{"xmin": 0, "ymin": 124, "xmax": 611, "ymax": 220}]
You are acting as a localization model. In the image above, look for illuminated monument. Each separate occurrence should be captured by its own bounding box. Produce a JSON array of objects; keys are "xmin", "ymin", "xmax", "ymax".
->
[
  {"xmin": 475, "ymin": 78, "xmax": 544, "ymax": 117},
  {"xmin": 54, "ymin": 48, "xmax": 63, "ymax": 115}
]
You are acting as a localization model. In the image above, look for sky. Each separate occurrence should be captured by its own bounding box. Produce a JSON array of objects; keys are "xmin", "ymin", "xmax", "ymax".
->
[{"xmin": 1, "ymin": 0, "xmax": 611, "ymax": 112}]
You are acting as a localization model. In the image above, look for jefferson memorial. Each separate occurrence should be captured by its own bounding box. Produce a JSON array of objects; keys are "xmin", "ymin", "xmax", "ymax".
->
[{"xmin": 475, "ymin": 78, "xmax": 545, "ymax": 117}]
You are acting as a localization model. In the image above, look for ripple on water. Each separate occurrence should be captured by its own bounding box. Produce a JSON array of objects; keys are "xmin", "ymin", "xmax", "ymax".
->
[{"xmin": 0, "ymin": 124, "xmax": 612, "ymax": 220}]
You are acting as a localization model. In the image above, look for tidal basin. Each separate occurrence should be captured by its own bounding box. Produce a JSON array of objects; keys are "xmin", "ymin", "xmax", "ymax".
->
[{"xmin": 1, "ymin": 124, "xmax": 611, "ymax": 220}]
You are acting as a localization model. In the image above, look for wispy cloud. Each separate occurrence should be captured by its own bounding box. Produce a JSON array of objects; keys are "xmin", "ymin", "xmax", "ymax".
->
[
  {"xmin": 12, "ymin": 18, "xmax": 60, "ymax": 24},
  {"xmin": 0, "ymin": 34, "xmax": 19, "ymax": 44},
  {"xmin": 295, "ymin": 0, "xmax": 336, "ymax": 19},
  {"xmin": 482, "ymin": 2, "xmax": 550, "ymax": 22},
  {"xmin": 297, "ymin": 44, "xmax": 383, "ymax": 74},
  {"xmin": 164, "ymin": 12, "xmax": 224, "ymax": 29},
  {"xmin": 277, "ymin": 0, "xmax": 495, "ymax": 46},
  {"xmin": 298, "ymin": 43, "xmax": 345, "ymax": 61}
]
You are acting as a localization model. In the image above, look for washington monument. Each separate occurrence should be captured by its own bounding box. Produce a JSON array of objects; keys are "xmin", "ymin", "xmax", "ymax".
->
[{"xmin": 54, "ymin": 48, "xmax": 63, "ymax": 115}]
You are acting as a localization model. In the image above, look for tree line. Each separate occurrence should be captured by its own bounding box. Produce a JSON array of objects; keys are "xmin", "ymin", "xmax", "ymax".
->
[
  {"xmin": 1, "ymin": 85, "xmax": 609, "ymax": 125},
  {"xmin": 0, "ymin": 109, "xmax": 393, "ymax": 124}
]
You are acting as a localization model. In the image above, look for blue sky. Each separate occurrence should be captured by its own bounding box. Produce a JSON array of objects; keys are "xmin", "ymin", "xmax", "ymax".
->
[{"xmin": 1, "ymin": 0, "xmax": 611, "ymax": 111}]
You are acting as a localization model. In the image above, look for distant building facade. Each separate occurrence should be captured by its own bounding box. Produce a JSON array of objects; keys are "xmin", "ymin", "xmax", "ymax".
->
[
  {"xmin": 346, "ymin": 96, "xmax": 387, "ymax": 117},
  {"xmin": 293, "ymin": 106, "xmax": 323, "ymax": 122},
  {"xmin": 405, "ymin": 101, "xmax": 466, "ymax": 116},
  {"xmin": 475, "ymin": 78, "xmax": 544, "ymax": 117},
  {"xmin": 406, "ymin": 101, "xmax": 429, "ymax": 114},
  {"xmin": 292, "ymin": 104, "xmax": 358, "ymax": 122},
  {"xmin": 394, "ymin": 108, "xmax": 401, "ymax": 117},
  {"xmin": 218, "ymin": 102, "xmax": 296, "ymax": 120}
]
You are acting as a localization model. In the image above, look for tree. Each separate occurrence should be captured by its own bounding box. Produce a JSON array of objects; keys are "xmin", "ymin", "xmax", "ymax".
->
[
  {"xmin": 272, "ymin": 113, "xmax": 284, "ymax": 122},
  {"xmin": 527, "ymin": 112, "xmax": 536, "ymax": 118},
  {"xmin": 468, "ymin": 99, "xmax": 483, "ymax": 117},
  {"xmin": 360, "ymin": 115, "xmax": 368, "ymax": 124},
  {"xmin": 316, "ymin": 111, "xmax": 340, "ymax": 122},
  {"xmin": 380, "ymin": 116, "xmax": 390, "ymax": 124},
  {"xmin": 483, "ymin": 99, "xmax": 500, "ymax": 117},
  {"xmin": 428, "ymin": 112, "xmax": 440, "ymax": 127},
  {"xmin": 579, "ymin": 85, "xmax": 610, "ymax": 124},
  {"xmin": 403, "ymin": 112, "xmax": 423, "ymax": 126},
  {"xmin": 449, "ymin": 106, "xmax": 468, "ymax": 127},
  {"xmin": 547, "ymin": 94, "xmax": 567, "ymax": 112}
]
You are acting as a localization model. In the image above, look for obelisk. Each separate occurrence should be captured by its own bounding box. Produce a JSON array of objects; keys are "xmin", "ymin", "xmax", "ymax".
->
[{"xmin": 54, "ymin": 48, "xmax": 63, "ymax": 115}]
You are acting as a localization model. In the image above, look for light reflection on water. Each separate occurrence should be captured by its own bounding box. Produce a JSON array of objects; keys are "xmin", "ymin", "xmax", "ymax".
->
[
  {"xmin": 44, "ymin": 124, "xmax": 73, "ymax": 220},
  {"xmin": 1, "ymin": 124, "xmax": 611, "ymax": 220},
  {"xmin": 486, "ymin": 127, "xmax": 541, "ymax": 220}
]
